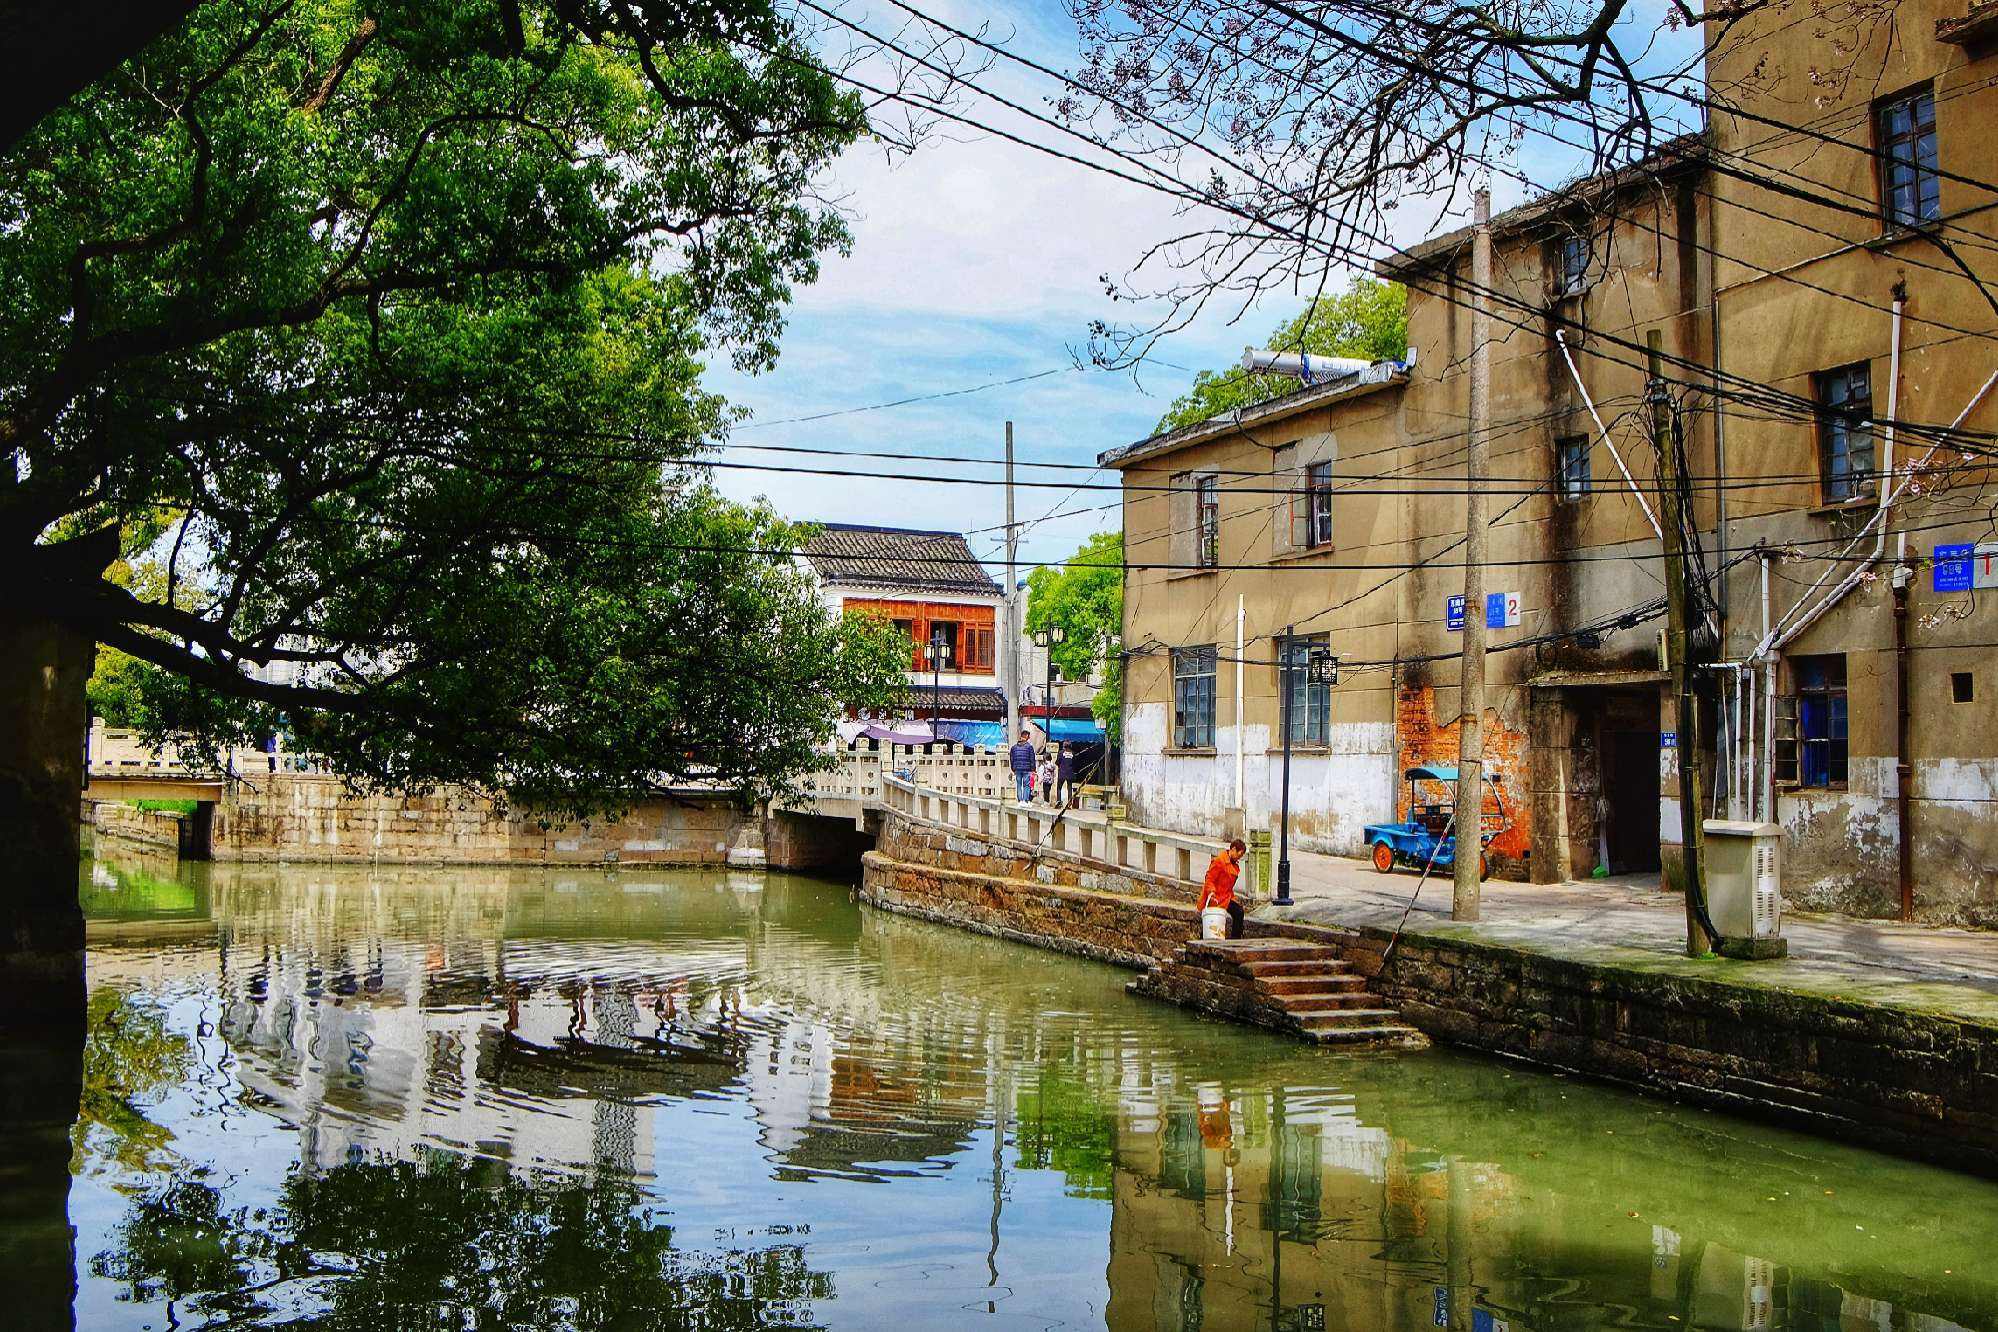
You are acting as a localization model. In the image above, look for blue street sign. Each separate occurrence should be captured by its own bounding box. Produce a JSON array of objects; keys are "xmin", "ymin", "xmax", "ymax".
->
[
  {"xmin": 1446, "ymin": 595, "xmax": 1466, "ymax": 631},
  {"xmin": 1433, "ymin": 1287, "xmax": 1450, "ymax": 1327},
  {"xmin": 1661, "ymin": 732, "xmax": 1677, "ymax": 748},
  {"xmin": 1935, "ymin": 543, "xmax": 1975, "ymax": 592}
]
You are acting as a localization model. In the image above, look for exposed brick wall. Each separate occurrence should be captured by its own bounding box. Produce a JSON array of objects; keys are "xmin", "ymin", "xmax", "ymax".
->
[{"xmin": 1393, "ymin": 682, "xmax": 1533, "ymax": 870}]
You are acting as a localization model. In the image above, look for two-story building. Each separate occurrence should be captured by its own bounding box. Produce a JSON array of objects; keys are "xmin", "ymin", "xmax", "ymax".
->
[
  {"xmin": 1105, "ymin": 0, "xmax": 1998, "ymax": 924},
  {"xmin": 800, "ymin": 523, "xmax": 1011, "ymax": 740}
]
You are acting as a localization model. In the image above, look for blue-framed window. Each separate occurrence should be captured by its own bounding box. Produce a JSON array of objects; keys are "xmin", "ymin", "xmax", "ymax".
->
[
  {"xmin": 1776, "ymin": 655, "xmax": 1848, "ymax": 788},
  {"xmin": 1877, "ymin": 87, "xmax": 1940, "ymax": 229},
  {"xmin": 1557, "ymin": 434, "xmax": 1592, "ymax": 498},
  {"xmin": 1814, "ymin": 363, "xmax": 1874, "ymax": 503},
  {"xmin": 1172, "ymin": 646, "xmax": 1216, "ymax": 749}
]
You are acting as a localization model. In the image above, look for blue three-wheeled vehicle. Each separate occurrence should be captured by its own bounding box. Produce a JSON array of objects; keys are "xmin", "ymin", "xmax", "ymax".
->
[{"xmin": 1363, "ymin": 764, "xmax": 1510, "ymax": 880}]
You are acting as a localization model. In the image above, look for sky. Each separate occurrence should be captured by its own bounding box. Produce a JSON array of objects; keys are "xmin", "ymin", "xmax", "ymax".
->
[{"xmin": 701, "ymin": 0, "xmax": 1705, "ymax": 572}]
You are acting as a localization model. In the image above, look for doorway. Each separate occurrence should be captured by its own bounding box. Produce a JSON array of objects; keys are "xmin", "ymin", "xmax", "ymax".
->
[{"xmin": 1599, "ymin": 725, "xmax": 1660, "ymax": 874}]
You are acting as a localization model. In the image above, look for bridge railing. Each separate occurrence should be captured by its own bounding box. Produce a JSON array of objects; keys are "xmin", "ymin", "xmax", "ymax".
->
[
  {"xmin": 786, "ymin": 738, "xmax": 1011, "ymax": 813},
  {"xmin": 87, "ymin": 721, "xmax": 333, "ymax": 779},
  {"xmin": 878, "ymin": 773, "xmax": 1255, "ymax": 900}
]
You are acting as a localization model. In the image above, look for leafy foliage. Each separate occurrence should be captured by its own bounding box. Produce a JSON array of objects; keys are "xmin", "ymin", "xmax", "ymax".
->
[
  {"xmin": 92, "ymin": 1152, "xmax": 833, "ymax": 1328},
  {"xmin": 1024, "ymin": 530, "xmax": 1123, "ymax": 742},
  {"xmin": 1153, "ymin": 278, "xmax": 1407, "ymax": 433},
  {"xmin": 4, "ymin": 1, "xmax": 905, "ymax": 810},
  {"xmin": 72, "ymin": 988, "xmax": 193, "ymax": 1174}
]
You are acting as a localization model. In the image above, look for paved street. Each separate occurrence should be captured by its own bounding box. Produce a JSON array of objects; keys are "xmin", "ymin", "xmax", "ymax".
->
[{"xmin": 1262, "ymin": 848, "xmax": 1998, "ymax": 1023}]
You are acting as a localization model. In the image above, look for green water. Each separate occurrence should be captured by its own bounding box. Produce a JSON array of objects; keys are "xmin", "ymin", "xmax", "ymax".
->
[{"xmin": 50, "ymin": 845, "xmax": 1998, "ymax": 1329}]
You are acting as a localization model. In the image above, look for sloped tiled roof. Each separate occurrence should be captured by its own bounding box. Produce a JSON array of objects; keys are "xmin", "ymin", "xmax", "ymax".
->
[{"xmin": 801, "ymin": 523, "xmax": 1002, "ymax": 595}]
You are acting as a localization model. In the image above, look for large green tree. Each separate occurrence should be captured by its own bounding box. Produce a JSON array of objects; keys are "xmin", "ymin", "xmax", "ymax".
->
[
  {"xmin": 1024, "ymin": 530, "xmax": 1123, "ymax": 743},
  {"xmin": 0, "ymin": 1, "xmax": 906, "ymax": 1003},
  {"xmin": 1153, "ymin": 277, "xmax": 1407, "ymax": 434}
]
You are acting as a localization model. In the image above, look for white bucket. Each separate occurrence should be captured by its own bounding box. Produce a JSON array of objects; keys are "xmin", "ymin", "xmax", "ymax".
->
[{"xmin": 1201, "ymin": 907, "xmax": 1229, "ymax": 940}]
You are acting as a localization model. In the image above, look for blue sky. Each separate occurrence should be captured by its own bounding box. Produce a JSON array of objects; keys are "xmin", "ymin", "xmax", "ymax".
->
[{"xmin": 702, "ymin": 0, "xmax": 1704, "ymax": 570}]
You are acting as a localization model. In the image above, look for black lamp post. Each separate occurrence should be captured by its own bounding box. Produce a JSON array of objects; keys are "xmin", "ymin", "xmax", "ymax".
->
[
  {"xmin": 926, "ymin": 630, "xmax": 951, "ymax": 729},
  {"xmin": 1274, "ymin": 629, "xmax": 1338, "ymax": 910}
]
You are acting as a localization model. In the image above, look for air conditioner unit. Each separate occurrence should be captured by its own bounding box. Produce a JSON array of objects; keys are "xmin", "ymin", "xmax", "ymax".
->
[{"xmin": 1702, "ymin": 819, "xmax": 1784, "ymax": 942}]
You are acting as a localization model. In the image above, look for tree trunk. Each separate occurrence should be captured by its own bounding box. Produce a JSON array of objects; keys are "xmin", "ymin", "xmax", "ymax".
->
[{"xmin": 0, "ymin": 608, "xmax": 91, "ymax": 1332}]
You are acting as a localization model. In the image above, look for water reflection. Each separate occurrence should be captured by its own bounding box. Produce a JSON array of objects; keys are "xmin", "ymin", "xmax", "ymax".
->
[{"xmin": 56, "ymin": 847, "xmax": 1998, "ymax": 1330}]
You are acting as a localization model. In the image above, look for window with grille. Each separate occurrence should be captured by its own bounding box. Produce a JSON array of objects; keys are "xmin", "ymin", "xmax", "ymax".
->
[
  {"xmin": 1776, "ymin": 655, "xmax": 1847, "ymax": 788},
  {"xmin": 1172, "ymin": 646, "xmax": 1217, "ymax": 749},
  {"xmin": 1279, "ymin": 634, "xmax": 1332, "ymax": 745},
  {"xmin": 1557, "ymin": 434, "xmax": 1592, "ymax": 498},
  {"xmin": 1195, "ymin": 474, "xmax": 1220, "ymax": 567},
  {"xmin": 1303, "ymin": 461, "xmax": 1334, "ymax": 547},
  {"xmin": 1814, "ymin": 364, "xmax": 1874, "ymax": 503},
  {"xmin": 1877, "ymin": 87, "xmax": 1940, "ymax": 229}
]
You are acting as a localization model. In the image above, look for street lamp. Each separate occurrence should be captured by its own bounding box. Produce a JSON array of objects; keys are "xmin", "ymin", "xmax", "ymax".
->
[
  {"xmin": 1275, "ymin": 628, "xmax": 1339, "ymax": 910},
  {"xmin": 1032, "ymin": 625, "xmax": 1066, "ymax": 737},
  {"xmin": 925, "ymin": 629, "xmax": 951, "ymax": 730}
]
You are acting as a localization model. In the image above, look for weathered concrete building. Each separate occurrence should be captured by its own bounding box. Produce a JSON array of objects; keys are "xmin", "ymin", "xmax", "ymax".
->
[{"xmin": 1106, "ymin": 1, "xmax": 1998, "ymax": 922}]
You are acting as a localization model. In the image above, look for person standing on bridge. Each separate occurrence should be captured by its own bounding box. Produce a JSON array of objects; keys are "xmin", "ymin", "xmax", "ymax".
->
[
  {"xmin": 1008, "ymin": 727, "xmax": 1038, "ymax": 803},
  {"xmin": 1198, "ymin": 839, "xmax": 1248, "ymax": 940}
]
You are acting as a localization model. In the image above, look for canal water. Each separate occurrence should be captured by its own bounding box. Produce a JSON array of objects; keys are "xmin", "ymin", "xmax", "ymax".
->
[{"xmin": 58, "ymin": 844, "xmax": 1998, "ymax": 1330}]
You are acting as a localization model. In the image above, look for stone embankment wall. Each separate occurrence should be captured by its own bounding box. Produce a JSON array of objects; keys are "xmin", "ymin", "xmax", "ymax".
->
[
  {"xmin": 87, "ymin": 801, "xmax": 185, "ymax": 852},
  {"xmin": 212, "ymin": 774, "xmax": 752, "ymax": 867},
  {"xmin": 862, "ymin": 806, "xmax": 1998, "ymax": 1174}
]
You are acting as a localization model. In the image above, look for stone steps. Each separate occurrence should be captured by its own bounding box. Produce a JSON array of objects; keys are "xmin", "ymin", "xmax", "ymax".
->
[{"xmin": 1130, "ymin": 936, "xmax": 1428, "ymax": 1049}]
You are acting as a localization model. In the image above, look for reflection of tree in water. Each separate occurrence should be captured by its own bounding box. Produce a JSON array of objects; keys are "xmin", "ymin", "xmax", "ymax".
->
[
  {"xmin": 72, "ymin": 987, "xmax": 192, "ymax": 1174},
  {"xmin": 92, "ymin": 1149, "xmax": 833, "ymax": 1329}
]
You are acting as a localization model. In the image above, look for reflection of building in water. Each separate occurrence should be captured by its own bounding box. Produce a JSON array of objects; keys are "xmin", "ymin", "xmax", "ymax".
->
[{"xmin": 1104, "ymin": 1085, "xmax": 1978, "ymax": 1332}]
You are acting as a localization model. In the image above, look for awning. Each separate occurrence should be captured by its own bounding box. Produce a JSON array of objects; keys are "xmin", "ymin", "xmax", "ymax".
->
[
  {"xmin": 933, "ymin": 720, "xmax": 1006, "ymax": 749},
  {"xmin": 1039, "ymin": 717, "xmax": 1105, "ymax": 743}
]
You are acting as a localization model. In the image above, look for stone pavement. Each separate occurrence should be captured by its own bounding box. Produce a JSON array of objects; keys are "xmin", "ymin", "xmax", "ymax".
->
[{"xmin": 1259, "ymin": 847, "xmax": 1998, "ymax": 1024}]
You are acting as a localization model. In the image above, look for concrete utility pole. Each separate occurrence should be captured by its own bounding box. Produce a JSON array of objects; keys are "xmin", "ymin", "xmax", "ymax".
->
[
  {"xmin": 1649, "ymin": 335, "xmax": 1714, "ymax": 957},
  {"xmin": 1453, "ymin": 189, "xmax": 1492, "ymax": 922},
  {"xmin": 1004, "ymin": 421, "xmax": 1020, "ymax": 744}
]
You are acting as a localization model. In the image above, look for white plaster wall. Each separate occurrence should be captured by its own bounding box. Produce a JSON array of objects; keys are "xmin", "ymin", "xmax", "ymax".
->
[{"xmin": 1123, "ymin": 706, "xmax": 1396, "ymax": 855}]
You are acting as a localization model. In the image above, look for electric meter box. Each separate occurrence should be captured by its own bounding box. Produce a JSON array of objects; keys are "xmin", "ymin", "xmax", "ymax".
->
[{"xmin": 1702, "ymin": 820, "xmax": 1784, "ymax": 940}]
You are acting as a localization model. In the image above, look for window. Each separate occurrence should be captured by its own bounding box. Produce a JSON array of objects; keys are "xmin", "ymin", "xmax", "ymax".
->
[
  {"xmin": 1814, "ymin": 363, "xmax": 1874, "ymax": 503},
  {"xmin": 1172, "ymin": 646, "xmax": 1217, "ymax": 749},
  {"xmin": 1557, "ymin": 434, "xmax": 1592, "ymax": 498},
  {"xmin": 1953, "ymin": 671, "xmax": 1974, "ymax": 704},
  {"xmin": 1877, "ymin": 87, "xmax": 1940, "ymax": 229},
  {"xmin": 923, "ymin": 620, "xmax": 959, "ymax": 671},
  {"xmin": 1280, "ymin": 634, "xmax": 1331, "ymax": 746},
  {"xmin": 1560, "ymin": 229, "xmax": 1591, "ymax": 294},
  {"xmin": 1195, "ymin": 474, "xmax": 1220, "ymax": 567},
  {"xmin": 963, "ymin": 625, "xmax": 994, "ymax": 673},
  {"xmin": 1775, "ymin": 655, "xmax": 1847, "ymax": 787},
  {"xmin": 1303, "ymin": 461, "xmax": 1334, "ymax": 547}
]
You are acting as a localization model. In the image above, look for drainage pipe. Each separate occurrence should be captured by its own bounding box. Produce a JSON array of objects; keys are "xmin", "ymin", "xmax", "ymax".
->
[
  {"xmin": 1893, "ymin": 564, "xmax": 1915, "ymax": 920},
  {"xmin": 1234, "ymin": 594, "xmax": 1245, "ymax": 813},
  {"xmin": 1761, "ymin": 552, "xmax": 1776, "ymax": 823}
]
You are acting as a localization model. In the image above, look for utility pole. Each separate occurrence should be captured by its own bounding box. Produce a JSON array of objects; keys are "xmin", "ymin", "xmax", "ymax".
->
[
  {"xmin": 1649, "ymin": 333, "xmax": 1714, "ymax": 957},
  {"xmin": 1004, "ymin": 421, "xmax": 1019, "ymax": 744},
  {"xmin": 1453, "ymin": 189, "xmax": 1492, "ymax": 922}
]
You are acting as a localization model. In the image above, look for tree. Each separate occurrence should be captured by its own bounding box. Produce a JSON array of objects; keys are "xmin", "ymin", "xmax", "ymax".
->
[
  {"xmin": 91, "ymin": 1152, "xmax": 836, "ymax": 1328},
  {"xmin": 1024, "ymin": 531, "xmax": 1123, "ymax": 743},
  {"xmin": 1153, "ymin": 278, "xmax": 1407, "ymax": 433},
  {"xmin": 0, "ymin": 1, "xmax": 917, "ymax": 979}
]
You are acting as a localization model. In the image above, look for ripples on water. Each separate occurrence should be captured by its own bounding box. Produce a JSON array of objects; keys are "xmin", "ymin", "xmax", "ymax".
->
[{"xmin": 60, "ymin": 847, "xmax": 1998, "ymax": 1330}]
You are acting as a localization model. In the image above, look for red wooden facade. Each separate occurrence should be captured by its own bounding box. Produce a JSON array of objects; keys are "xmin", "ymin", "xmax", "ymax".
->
[{"xmin": 841, "ymin": 597, "xmax": 997, "ymax": 675}]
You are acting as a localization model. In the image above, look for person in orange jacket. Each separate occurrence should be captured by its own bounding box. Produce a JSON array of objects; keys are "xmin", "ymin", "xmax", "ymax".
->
[{"xmin": 1198, "ymin": 838, "xmax": 1248, "ymax": 939}]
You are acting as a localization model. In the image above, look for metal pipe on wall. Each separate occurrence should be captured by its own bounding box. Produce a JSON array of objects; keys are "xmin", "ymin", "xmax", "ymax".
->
[{"xmin": 1235, "ymin": 594, "xmax": 1245, "ymax": 813}]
